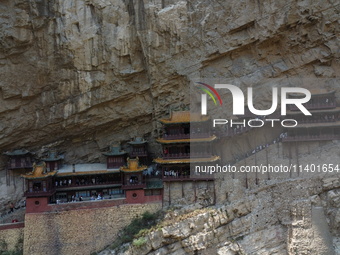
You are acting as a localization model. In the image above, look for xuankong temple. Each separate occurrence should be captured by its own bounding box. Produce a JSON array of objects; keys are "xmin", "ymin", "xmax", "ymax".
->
[
  {"xmin": 3, "ymin": 90, "xmax": 340, "ymax": 213},
  {"xmin": 4, "ymin": 111, "xmax": 219, "ymax": 213}
]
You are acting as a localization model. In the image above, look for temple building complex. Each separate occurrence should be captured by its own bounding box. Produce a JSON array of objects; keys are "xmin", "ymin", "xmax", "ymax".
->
[
  {"xmin": 154, "ymin": 111, "xmax": 219, "ymax": 181},
  {"xmin": 4, "ymin": 110, "xmax": 219, "ymax": 211},
  {"xmin": 283, "ymin": 90, "xmax": 340, "ymax": 142},
  {"xmin": 5, "ymin": 91, "xmax": 340, "ymax": 213},
  {"xmin": 128, "ymin": 137, "xmax": 149, "ymax": 165},
  {"xmin": 17, "ymin": 134, "xmax": 164, "ymax": 212}
]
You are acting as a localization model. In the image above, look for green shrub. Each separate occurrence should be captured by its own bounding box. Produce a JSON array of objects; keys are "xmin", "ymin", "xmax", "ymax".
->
[
  {"xmin": 107, "ymin": 210, "xmax": 164, "ymax": 251},
  {"xmin": 132, "ymin": 237, "xmax": 147, "ymax": 247},
  {"xmin": 142, "ymin": 211, "xmax": 156, "ymax": 222}
]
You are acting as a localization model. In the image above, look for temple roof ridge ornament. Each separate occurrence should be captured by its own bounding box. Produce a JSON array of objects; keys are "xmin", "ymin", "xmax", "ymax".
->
[
  {"xmin": 21, "ymin": 162, "xmax": 57, "ymax": 180},
  {"xmin": 120, "ymin": 157, "xmax": 147, "ymax": 172}
]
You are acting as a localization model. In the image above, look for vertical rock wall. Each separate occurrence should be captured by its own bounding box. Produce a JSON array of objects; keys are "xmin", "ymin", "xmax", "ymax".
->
[{"xmin": 0, "ymin": 0, "xmax": 338, "ymax": 161}]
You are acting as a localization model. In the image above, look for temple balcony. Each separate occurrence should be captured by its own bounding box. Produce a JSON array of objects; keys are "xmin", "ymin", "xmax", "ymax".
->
[
  {"xmin": 130, "ymin": 151, "xmax": 148, "ymax": 157},
  {"xmin": 163, "ymin": 133, "xmax": 189, "ymax": 139},
  {"xmin": 55, "ymin": 181, "xmax": 122, "ymax": 191},
  {"xmin": 24, "ymin": 188, "xmax": 56, "ymax": 197},
  {"xmin": 107, "ymin": 163, "xmax": 125, "ymax": 169},
  {"xmin": 162, "ymin": 153, "xmax": 212, "ymax": 159},
  {"xmin": 8, "ymin": 162, "xmax": 32, "ymax": 170},
  {"xmin": 163, "ymin": 153, "xmax": 190, "ymax": 159},
  {"xmin": 190, "ymin": 133, "xmax": 211, "ymax": 138},
  {"xmin": 122, "ymin": 183, "xmax": 146, "ymax": 190}
]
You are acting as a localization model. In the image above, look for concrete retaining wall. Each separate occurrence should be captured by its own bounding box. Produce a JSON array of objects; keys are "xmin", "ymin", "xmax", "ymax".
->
[
  {"xmin": 23, "ymin": 202, "xmax": 161, "ymax": 255},
  {"xmin": 0, "ymin": 222, "xmax": 24, "ymax": 252}
]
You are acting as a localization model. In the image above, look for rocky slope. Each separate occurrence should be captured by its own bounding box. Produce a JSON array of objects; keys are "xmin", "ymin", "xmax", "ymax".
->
[
  {"xmin": 99, "ymin": 176, "xmax": 340, "ymax": 255},
  {"xmin": 99, "ymin": 140, "xmax": 340, "ymax": 255}
]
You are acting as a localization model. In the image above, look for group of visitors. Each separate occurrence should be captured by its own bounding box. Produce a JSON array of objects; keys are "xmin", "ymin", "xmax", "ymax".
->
[{"xmin": 55, "ymin": 176, "xmax": 105, "ymax": 187}]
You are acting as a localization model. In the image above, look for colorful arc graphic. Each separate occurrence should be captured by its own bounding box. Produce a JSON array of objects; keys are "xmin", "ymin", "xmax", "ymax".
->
[{"xmin": 196, "ymin": 82, "xmax": 223, "ymax": 106}]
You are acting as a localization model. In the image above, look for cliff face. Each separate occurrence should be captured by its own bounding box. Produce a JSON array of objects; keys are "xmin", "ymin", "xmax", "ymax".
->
[
  {"xmin": 97, "ymin": 139, "xmax": 340, "ymax": 255},
  {"xmin": 102, "ymin": 175, "xmax": 340, "ymax": 255},
  {"xmin": 1, "ymin": 0, "xmax": 340, "ymax": 254},
  {"xmin": 0, "ymin": 0, "xmax": 339, "ymax": 162}
]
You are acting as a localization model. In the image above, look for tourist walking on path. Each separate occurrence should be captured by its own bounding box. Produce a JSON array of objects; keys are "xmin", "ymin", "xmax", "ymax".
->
[{"xmin": 9, "ymin": 202, "xmax": 14, "ymax": 213}]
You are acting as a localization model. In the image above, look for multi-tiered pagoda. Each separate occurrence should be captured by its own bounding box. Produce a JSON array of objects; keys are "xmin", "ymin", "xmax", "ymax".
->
[
  {"xmin": 128, "ymin": 137, "xmax": 149, "ymax": 165},
  {"xmin": 22, "ymin": 162, "xmax": 57, "ymax": 213},
  {"xmin": 154, "ymin": 111, "xmax": 219, "ymax": 181},
  {"xmin": 283, "ymin": 89, "xmax": 340, "ymax": 142}
]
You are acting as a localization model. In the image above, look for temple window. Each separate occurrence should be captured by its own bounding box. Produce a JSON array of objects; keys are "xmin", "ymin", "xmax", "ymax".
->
[
  {"xmin": 33, "ymin": 182, "xmax": 42, "ymax": 191},
  {"xmin": 129, "ymin": 176, "xmax": 139, "ymax": 184}
]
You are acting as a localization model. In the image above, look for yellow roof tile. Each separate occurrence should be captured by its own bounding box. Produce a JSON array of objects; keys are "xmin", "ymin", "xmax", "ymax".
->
[
  {"xmin": 21, "ymin": 163, "xmax": 57, "ymax": 179},
  {"xmin": 154, "ymin": 155, "xmax": 220, "ymax": 164},
  {"xmin": 120, "ymin": 157, "xmax": 147, "ymax": 172},
  {"xmin": 56, "ymin": 170, "xmax": 119, "ymax": 177}
]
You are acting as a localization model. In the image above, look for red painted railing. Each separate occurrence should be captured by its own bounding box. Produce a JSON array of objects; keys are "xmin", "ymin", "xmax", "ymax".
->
[
  {"xmin": 55, "ymin": 181, "xmax": 121, "ymax": 189},
  {"xmin": 122, "ymin": 183, "xmax": 146, "ymax": 189},
  {"xmin": 162, "ymin": 153, "xmax": 212, "ymax": 159}
]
